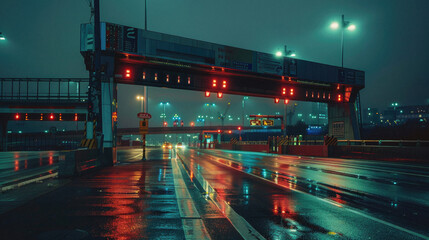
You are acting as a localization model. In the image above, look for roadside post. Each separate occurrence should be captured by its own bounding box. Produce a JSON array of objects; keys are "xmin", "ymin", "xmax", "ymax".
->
[{"xmin": 138, "ymin": 112, "xmax": 151, "ymax": 160}]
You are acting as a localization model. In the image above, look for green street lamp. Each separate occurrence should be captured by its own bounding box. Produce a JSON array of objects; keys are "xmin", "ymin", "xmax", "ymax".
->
[
  {"xmin": 330, "ymin": 14, "xmax": 356, "ymax": 68},
  {"xmin": 160, "ymin": 102, "xmax": 170, "ymax": 126}
]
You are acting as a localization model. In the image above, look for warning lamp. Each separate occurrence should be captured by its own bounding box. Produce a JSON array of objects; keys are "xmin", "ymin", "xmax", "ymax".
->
[
  {"xmin": 74, "ymin": 113, "xmax": 78, "ymax": 121},
  {"xmin": 282, "ymin": 87, "xmax": 286, "ymax": 95},
  {"xmin": 217, "ymin": 92, "xmax": 223, "ymax": 98},
  {"xmin": 274, "ymin": 98, "xmax": 280, "ymax": 104},
  {"xmin": 222, "ymin": 80, "xmax": 227, "ymax": 88},
  {"xmin": 125, "ymin": 69, "xmax": 131, "ymax": 78},
  {"xmin": 15, "ymin": 113, "xmax": 20, "ymax": 120},
  {"xmin": 49, "ymin": 113, "xmax": 55, "ymax": 120},
  {"xmin": 238, "ymin": 126, "xmax": 241, "ymax": 130},
  {"xmin": 212, "ymin": 79, "xmax": 217, "ymax": 87},
  {"xmin": 290, "ymin": 88, "xmax": 294, "ymax": 96},
  {"xmin": 284, "ymin": 99, "xmax": 289, "ymax": 104},
  {"xmin": 205, "ymin": 91, "xmax": 211, "ymax": 97}
]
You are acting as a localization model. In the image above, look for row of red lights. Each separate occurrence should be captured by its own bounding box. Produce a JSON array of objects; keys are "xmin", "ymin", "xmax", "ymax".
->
[
  {"xmin": 274, "ymin": 99, "xmax": 289, "ymax": 104},
  {"xmin": 205, "ymin": 91, "xmax": 223, "ymax": 98},
  {"xmin": 212, "ymin": 79, "xmax": 227, "ymax": 88},
  {"xmin": 14, "ymin": 113, "xmax": 79, "ymax": 121},
  {"xmin": 125, "ymin": 69, "xmax": 192, "ymax": 85},
  {"xmin": 282, "ymin": 87, "xmax": 294, "ymax": 96}
]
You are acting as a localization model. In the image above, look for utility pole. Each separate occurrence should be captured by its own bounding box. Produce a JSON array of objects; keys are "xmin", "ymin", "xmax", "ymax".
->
[{"xmin": 87, "ymin": 0, "xmax": 103, "ymax": 148}]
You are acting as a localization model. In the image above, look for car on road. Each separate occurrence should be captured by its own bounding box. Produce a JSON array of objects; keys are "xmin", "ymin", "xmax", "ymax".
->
[
  {"xmin": 162, "ymin": 142, "xmax": 172, "ymax": 149},
  {"xmin": 175, "ymin": 142, "xmax": 185, "ymax": 149}
]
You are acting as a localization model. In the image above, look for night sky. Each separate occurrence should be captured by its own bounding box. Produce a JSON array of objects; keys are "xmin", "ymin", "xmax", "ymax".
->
[{"xmin": 1, "ymin": 0, "xmax": 428, "ymax": 128}]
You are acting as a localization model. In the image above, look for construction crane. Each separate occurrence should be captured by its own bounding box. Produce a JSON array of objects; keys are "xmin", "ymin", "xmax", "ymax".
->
[{"xmin": 218, "ymin": 102, "xmax": 231, "ymax": 126}]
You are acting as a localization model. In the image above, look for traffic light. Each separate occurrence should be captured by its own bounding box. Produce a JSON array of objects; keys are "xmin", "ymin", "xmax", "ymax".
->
[
  {"xmin": 290, "ymin": 88, "xmax": 294, "ymax": 96},
  {"xmin": 238, "ymin": 126, "xmax": 241, "ymax": 130},
  {"xmin": 74, "ymin": 113, "xmax": 78, "ymax": 121},
  {"xmin": 222, "ymin": 80, "xmax": 227, "ymax": 88},
  {"xmin": 190, "ymin": 122, "xmax": 195, "ymax": 127},
  {"xmin": 274, "ymin": 98, "xmax": 280, "ymax": 104},
  {"xmin": 284, "ymin": 99, "xmax": 289, "ymax": 104},
  {"xmin": 49, "ymin": 113, "xmax": 55, "ymax": 120},
  {"xmin": 212, "ymin": 79, "xmax": 217, "ymax": 87},
  {"xmin": 217, "ymin": 92, "xmax": 223, "ymax": 98},
  {"xmin": 205, "ymin": 91, "xmax": 210, "ymax": 97},
  {"xmin": 15, "ymin": 113, "xmax": 20, "ymax": 120},
  {"xmin": 217, "ymin": 129, "xmax": 221, "ymax": 133},
  {"xmin": 337, "ymin": 94, "xmax": 342, "ymax": 102},
  {"xmin": 282, "ymin": 87, "xmax": 286, "ymax": 95}
]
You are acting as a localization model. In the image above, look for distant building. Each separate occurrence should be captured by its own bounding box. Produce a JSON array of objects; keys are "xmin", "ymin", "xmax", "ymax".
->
[
  {"xmin": 396, "ymin": 105, "xmax": 429, "ymax": 123},
  {"xmin": 364, "ymin": 104, "xmax": 428, "ymax": 127},
  {"xmin": 363, "ymin": 107, "xmax": 380, "ymax": 126}
]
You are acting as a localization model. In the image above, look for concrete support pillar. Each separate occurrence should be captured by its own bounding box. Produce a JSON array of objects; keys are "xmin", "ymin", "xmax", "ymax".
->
[
  {"xmin": 328, "ymin": 101, "xmax": 361, "ymax": 140},
  {"xmin": 100, "ymin": 77, "xmax": 117, "ymax": 166},
  {"xmin": 0, "ymin": 120, "xmax": 8, "ymax": 151}
]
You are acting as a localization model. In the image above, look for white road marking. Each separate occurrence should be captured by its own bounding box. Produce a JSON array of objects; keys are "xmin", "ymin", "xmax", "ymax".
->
[
  {"xmin": 176, "ymin": 153, "xmax": 266, "ymax": 240},
  {"xmin": 171, "ymin": 156, "xmax": 211, "ymax": 240}
]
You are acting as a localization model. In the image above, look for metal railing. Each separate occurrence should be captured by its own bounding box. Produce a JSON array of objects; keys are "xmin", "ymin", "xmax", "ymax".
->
[
  {"xmin": 0, "ymin": 78, "xmax": 89, "ymax": 101},
  {"xmin": 273, "ymin": 139, "xmax": 429, "ymax": 147}
]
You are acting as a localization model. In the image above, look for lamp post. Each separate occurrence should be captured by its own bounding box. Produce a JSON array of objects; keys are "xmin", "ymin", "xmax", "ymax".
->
[
  {"xmin": 242, "ymin": 97, "xmax": 248, "ymax": 126},
  {"xmin": 330, "ymin": 14, "xmax": 356, "ymax": 68},
  {"xmin": 275, "ymin": 46, "xmax": 296, "ymax": 58},
  {"xmin": 204, "ymin": 103, "xmax": 216, "ymax": 126},
  {"xmin": 160, "ymin": 102, "xmax": 169, "ymax": 126},
  {"xmin": 136, "ymin": 95, "xmax": 144, "ymax": 112}
]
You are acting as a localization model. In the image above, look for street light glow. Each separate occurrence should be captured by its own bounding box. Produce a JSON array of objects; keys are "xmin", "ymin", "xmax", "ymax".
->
[
  {"xmin": 0, "ymin": 32, "xmax": 5, "ymax": 41},
  {"xmin": 290, "ymin": 53, "xmax": 296, "ymax": 57},
  {"xmin": 330, "ymin": 22, "xmax": 339, "ymax": 30},
  {"xmin": 275, "ymin": 51, "xmax": 283, "ymax": 57},
  {"xmin": 347, "ymin": 24, "xmax": 356, "ymax": 31}
]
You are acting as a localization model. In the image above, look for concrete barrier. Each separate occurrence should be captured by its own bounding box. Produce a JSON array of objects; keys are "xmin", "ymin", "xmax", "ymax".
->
[
  {"xmin": 283, "ymin": 145, "xmax": 329, "ymax": 157},
  {"xmin": 215, "ymin": 143, "xmax": 268, "ymax": 153},
  {"xmin": 329, "ymin": 145, "xmax": 429, "ymax": 160},
  {"xmin": 58, "ymin": 149, "xmax": 100, "ymax": 178},
  {"xmin": 216, "ymin": 142, "xmax": 428, "ymax": 160}
]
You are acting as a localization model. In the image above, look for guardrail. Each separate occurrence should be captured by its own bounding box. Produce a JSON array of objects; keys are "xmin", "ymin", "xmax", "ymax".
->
[{"xmin": 262, "ymin": 139, "xmax": 429, "ymax": 147}]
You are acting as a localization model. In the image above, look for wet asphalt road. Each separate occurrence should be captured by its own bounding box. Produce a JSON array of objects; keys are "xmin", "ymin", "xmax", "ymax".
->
[
  {"xmin": 0, "ymin": 148, "xmax": 240, "ymax": 240},
  {"xmin": 177, "ymin": 148, "xmax": 429, "ymax": 239},
  {"xmin": 0, "ymin": 147, "xmax": 428, "ymax": 239}
]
